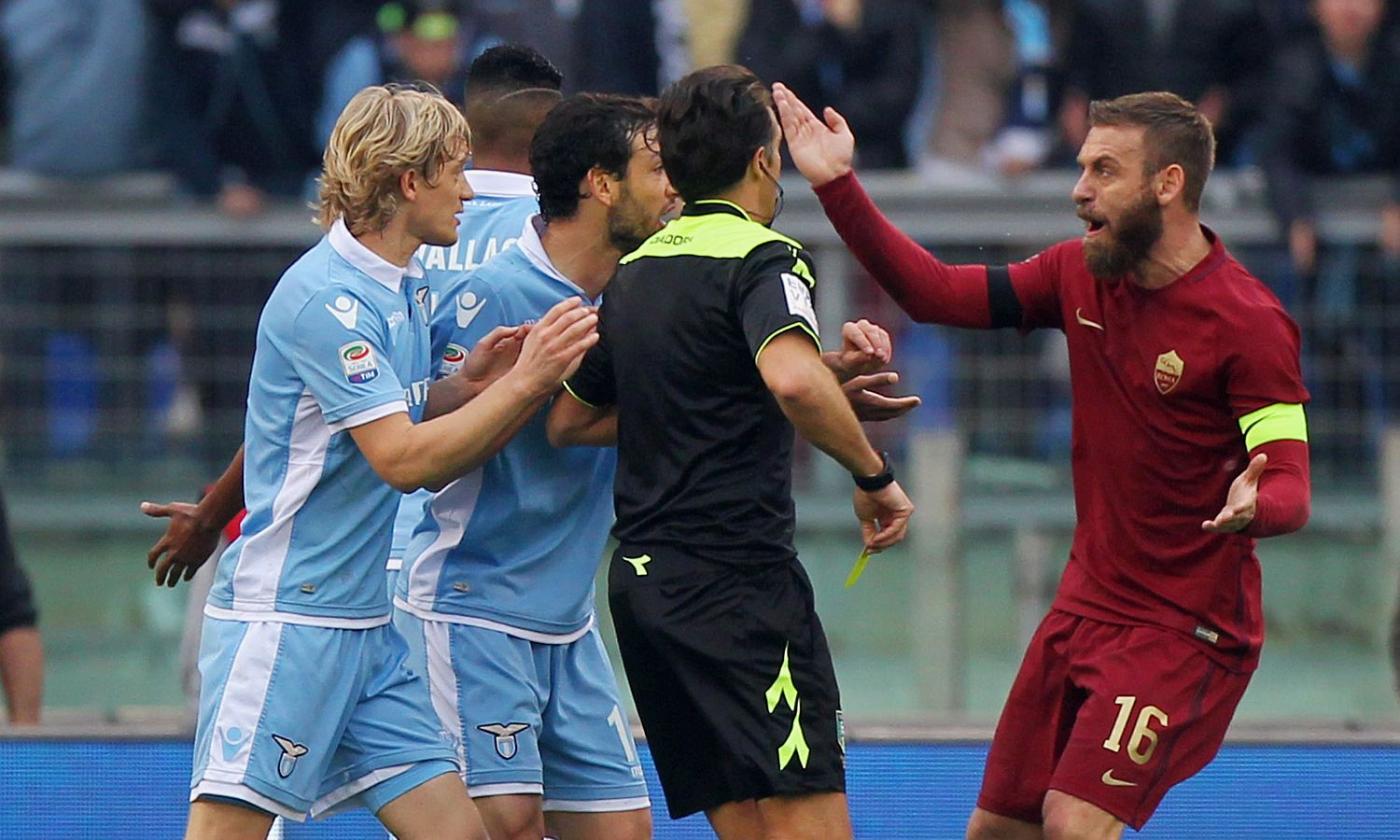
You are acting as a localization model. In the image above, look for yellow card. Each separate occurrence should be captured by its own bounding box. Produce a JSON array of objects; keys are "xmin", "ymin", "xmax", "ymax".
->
[{"xmin": 844, "ymin": 548, "xmax": 872, "ymax": 588}]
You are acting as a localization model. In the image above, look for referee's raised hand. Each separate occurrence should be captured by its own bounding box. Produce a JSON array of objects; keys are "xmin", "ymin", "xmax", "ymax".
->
[
  {"xmin": 510, "ymin": 296, "xmax": 599, "ymax": 396},
  {"xmin": 855, "ymin": 481, "xmax": 913, "ymax": 552}
]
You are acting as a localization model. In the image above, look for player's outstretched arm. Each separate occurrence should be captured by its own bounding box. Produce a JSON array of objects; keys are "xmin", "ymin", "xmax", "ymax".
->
[
  {"xmin": 757, "ymin": 331, "xmax": 913, "ymax": 550},
  {"xmin": 142, "ymin": 446, "xmax": 245, "ymax": 588},
  {"xmin": 352, "ymin": 297, "xmax": 598, "ymax": 492},
  {"xmin": 773, "ymin": 83, "xmax": 1011, "ymax": 329}
]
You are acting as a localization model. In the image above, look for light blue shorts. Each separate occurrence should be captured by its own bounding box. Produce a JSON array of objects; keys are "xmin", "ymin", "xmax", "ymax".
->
[
  {"xmin": 395, "ymin": 613, "xmax": 650, "ymax": 812},
  {"xmin": 190, "ymin": 616, "xmax": 460, "ymax": 821}
]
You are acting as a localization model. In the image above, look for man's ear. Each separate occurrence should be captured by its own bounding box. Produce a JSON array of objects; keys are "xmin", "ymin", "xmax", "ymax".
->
[
  {"xmin": 400, "ymin": 168, "xmax": 421, "ymax": 202},
  {"xmin": 750, "ymin": 146, "xmax": 770, "ymax": 179},
  {"xmin": 1156, "ymin": 163, "xmax": 1186, "ymax": 207},
  {"xmin": 586, "ymin": 165, "xmax": 618, "ymax": 209}
]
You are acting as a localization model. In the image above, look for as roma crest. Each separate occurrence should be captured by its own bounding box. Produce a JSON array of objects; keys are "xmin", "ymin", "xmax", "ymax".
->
[{"xmin": 1154, "ymin": 350, "xmax": 1184, "ymax": 394}]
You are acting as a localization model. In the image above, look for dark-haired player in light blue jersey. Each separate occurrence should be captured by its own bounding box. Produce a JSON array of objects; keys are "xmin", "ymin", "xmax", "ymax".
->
[
  {"xmin": 386, "ymin": 43, "xmax": 566, "ymax": 605},
  {"xmin": 396, "ymin": 92, "xmax": 676, "ymax": 840}
]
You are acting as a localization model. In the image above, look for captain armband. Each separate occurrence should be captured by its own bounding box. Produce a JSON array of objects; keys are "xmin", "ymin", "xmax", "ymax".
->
[{"xmin": 1238, "ymin": 403, "xmax": 1308, "ymax": 451}]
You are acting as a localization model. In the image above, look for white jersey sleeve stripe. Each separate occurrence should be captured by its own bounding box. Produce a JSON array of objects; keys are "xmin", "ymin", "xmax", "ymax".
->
[{"xmin": 325, "ymin": 399, "xmax": 409, "ymax": 434}]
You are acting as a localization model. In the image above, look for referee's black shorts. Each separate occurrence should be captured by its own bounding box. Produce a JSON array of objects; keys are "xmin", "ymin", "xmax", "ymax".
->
[
  {"xmin": 607, "ymin": 544, "xmax": 845, "ymax": 819},
  {"xmin": 0, "ymin": 489, "xmax": 37, "ymax": 634}
]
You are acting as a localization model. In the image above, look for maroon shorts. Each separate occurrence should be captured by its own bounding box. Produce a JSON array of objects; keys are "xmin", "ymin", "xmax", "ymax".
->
[{"xmin": 976, "ymin": 609, "xmax": 1250, "ymax": 830}]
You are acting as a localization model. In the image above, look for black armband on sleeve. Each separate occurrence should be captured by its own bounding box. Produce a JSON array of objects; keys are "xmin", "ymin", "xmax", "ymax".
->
[{"xmin": 986, "ymin": 265, "xmax": 1023, "ymax": 329}]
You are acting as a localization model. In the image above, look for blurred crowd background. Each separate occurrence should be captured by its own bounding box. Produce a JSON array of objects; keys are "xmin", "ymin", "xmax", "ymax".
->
[
  {"xmin": 0, "ymin": 0, "xmax": 1397, "ymax": 724},
  {"xmin": 2, "ymin": 0, "xmax": 1399, "ymax": 468}
]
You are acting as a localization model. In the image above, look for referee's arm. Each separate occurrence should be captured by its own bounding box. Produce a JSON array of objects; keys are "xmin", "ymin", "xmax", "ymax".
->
[
  {"xmin": 757, "ymin": 332, "xmax": 913, "ymax": 550},
  {"xmin": 548, "ymin": 389, "xmax": 617, "ymax": 447}
]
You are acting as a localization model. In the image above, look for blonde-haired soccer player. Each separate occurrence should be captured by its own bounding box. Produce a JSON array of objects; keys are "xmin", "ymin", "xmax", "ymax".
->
[{"xmin": 184, "ymin": 84, "xmax": 599, "ymax": 840}]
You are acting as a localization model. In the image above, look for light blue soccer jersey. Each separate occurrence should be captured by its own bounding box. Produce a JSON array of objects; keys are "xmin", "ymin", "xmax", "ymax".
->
[
  {"xmin": 387, "ymin": 170, "xmax": 539, "ymax": 569},
  {"xmin": 208, "ymin": 219, "xmax": 432, "ymax": 624},
  {"xmin": 398, "ymin": 215, "xmax": 617, "ymax": 639}
]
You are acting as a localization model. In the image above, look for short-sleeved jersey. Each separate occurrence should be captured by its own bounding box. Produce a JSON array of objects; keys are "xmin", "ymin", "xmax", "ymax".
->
[
  {"xmin": 387, "ymin": 170, "xmax": 538, "ymax": 565},
  {"xmin": 565, "ymin": 200, "xmax": 822, "ymax": 564},
  {"xmin": 208, "ymin": 219, "xmax": 433, "ymax": 625},
  {"xmin": 398, "ymin": 216, "xmax": 616, "ymax": 639},
  {"xmin": 1004, "ymin": 229, "xmax": 1308, "ymax": 670}
]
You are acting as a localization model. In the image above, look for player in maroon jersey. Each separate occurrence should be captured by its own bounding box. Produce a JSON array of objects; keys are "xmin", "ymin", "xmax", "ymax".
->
[{"xmin": 774, "ymin": 85, "xmax": 1312, "ymax": 838}]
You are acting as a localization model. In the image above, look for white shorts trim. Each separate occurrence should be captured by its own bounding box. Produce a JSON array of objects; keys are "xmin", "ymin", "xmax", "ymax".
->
[
  {"xmin": 205, "ymin": 604, "xmax": 391, "ymax": 629},
  {"xmin": 542, "ymin": 796, "xmax": 652, "ymax": 813},
  {"xmin": 191, "ymin": 780, "xmax": 306, "ymax": 822},
  {"xmin": 394, "ymin": 597, "xmax": 594, "ymax": 644},
  {"xmin": 470, "ymin": 782, "xmax": 544, "ymax": 798},
  {"xmin": 309, "ymin": 762, "xmax": 414, "ymax": 818}
]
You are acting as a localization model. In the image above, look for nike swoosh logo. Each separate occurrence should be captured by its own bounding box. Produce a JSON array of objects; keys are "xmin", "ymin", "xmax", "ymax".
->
[
  {"xmin": 1101, "ymin": 769, "xmax": 1137, "ymax": 787},
  {"xmin": 1076, "ymin": 308, "xmax": 1104, "ymax": 331},
  {"xmin": 622, "ymin": 554, "xmax": 651, "ymax": 576}
]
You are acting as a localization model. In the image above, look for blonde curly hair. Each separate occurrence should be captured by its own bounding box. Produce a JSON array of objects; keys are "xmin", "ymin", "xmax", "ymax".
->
[{"xmin": 316, "ymin": 84, "xmax": 471, "ymax": 235}]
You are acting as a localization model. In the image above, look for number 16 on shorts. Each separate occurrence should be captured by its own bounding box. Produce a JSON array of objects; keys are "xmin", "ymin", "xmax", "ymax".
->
[{"xmin": 1100, "ymin": 695, "xmax": 1167, "ymax": 786}]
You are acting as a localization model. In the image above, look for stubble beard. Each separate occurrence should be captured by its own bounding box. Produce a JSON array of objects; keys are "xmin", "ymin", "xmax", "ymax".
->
[{"xmin": 607, "ymin": 190, "xmax": 653, "ymax": 254}]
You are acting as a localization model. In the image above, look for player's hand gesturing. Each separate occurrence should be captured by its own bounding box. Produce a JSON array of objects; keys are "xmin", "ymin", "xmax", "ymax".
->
[
  {"xmin": 1202, "ymin": 453, "xmax": 1267, "ymax": 533},
  {"xmin": 827, "ymin": 319, "xmax": 891, "ymax": 381},
  {"xmin": 142, "ymin": 500, "xmax": 220, "ymax": 587},
  {"xmin": 843, "ymin": 372, "xmax": 921, "ymax": 421},
  {"xmin": 772, "ymin": 82, "xmax": 854, "ymax": 188},
  {"xmin": 462, "ymin": 324, "xmax": 528, "ymax": 389}
]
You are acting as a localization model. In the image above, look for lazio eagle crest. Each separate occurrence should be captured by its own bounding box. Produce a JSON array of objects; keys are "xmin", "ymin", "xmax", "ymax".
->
[{"xmin": 478, "ymin": 722, "xmax": 530, "ymax": 760}]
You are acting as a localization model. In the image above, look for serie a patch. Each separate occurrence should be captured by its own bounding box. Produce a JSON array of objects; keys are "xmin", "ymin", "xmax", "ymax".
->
[
  {"xmin": 781, "ymin": 272, "xmax": 819, "ymax": 336},
  {"xmin": 440, "ymin": 342, "xmax": 468, "ymax": 376},
  {"xmin": 339, "ymin": 341, "xmax": 380, "ymax": 384}
]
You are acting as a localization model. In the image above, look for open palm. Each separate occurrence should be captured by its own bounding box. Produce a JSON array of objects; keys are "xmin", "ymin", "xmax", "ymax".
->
[
  {"xmin": 772, "ymin": 82, "xmax": 856, "ymax": 187},
  {"xmin": 1202, "ymin": 453, "xmax": 1267, "ymax": 533}
]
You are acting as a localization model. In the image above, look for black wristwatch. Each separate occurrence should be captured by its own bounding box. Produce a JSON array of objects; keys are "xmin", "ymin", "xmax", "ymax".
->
[{"xmin": 853, "ymin": 450, "xmax": 895, "ymax": 491}]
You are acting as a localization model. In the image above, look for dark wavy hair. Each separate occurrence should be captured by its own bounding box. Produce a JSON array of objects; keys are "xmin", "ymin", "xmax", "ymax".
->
[
  {"xmin": 529, "ymin": 93, "xmax": 656, "ymax": 222},
  {"xmin": 656, "ymin": 65, "xmax": 777, "ymax": 203}
]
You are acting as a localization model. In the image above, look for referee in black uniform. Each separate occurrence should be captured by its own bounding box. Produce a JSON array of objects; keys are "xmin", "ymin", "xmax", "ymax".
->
[{"xmin": 547, "ymin": 65, "xmax": 913, "ymax": 838}]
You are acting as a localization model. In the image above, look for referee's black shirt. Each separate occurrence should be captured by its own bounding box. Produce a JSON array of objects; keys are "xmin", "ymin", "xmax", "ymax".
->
[{"xmin": 565, "ymin": 200, "xmax": 822, "ymax": 564}]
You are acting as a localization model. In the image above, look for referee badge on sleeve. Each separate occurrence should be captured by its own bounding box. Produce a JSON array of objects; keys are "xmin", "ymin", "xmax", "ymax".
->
[{"xmin": 781, "ymin": 272, "xmax": 819, "ymax": 336}]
